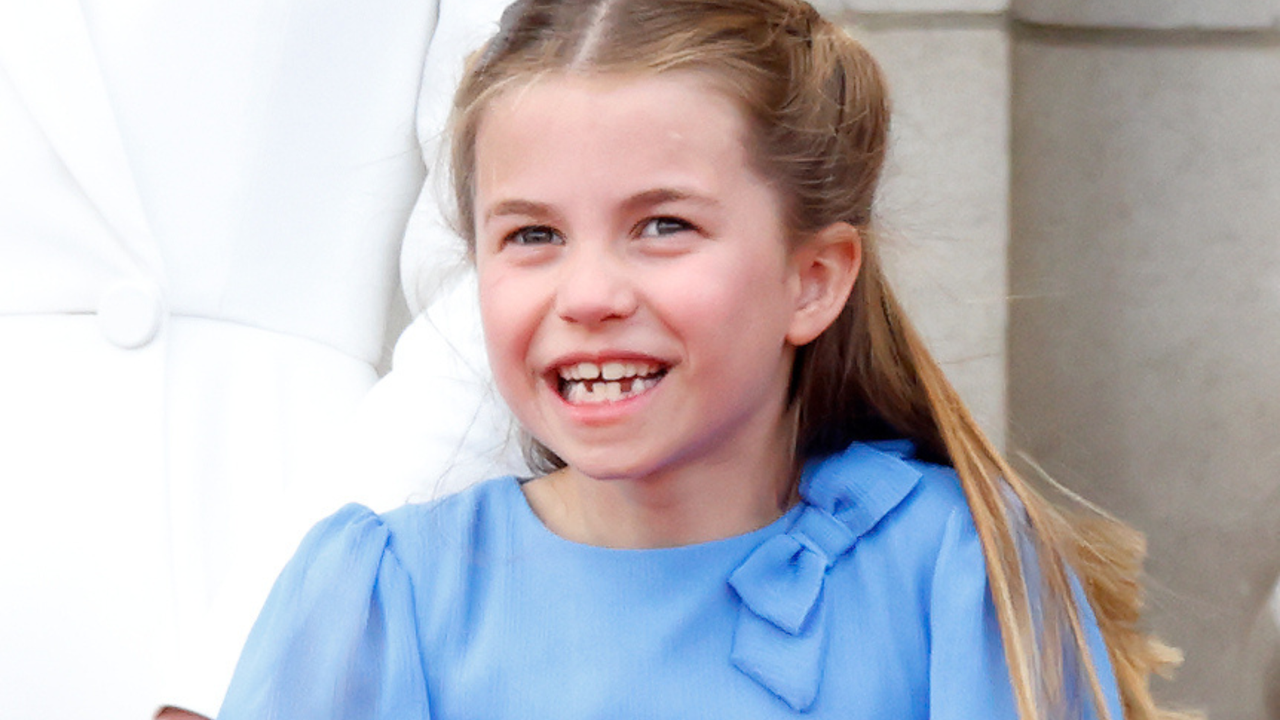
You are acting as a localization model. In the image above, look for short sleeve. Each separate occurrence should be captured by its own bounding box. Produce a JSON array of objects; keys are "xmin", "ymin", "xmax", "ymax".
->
[
  {"xmin": 217, "ymin": 505, "xmax": 428, "ymax": 720},
  {"xmin": 927, "ymin": 508, "xmax": 1124, "ymax": 720}
]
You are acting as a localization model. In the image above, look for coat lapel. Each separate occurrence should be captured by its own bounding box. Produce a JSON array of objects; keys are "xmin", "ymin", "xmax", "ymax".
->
[{"xmin": 0, "ymin": 0, "xmax": 160, "ymax": 274}]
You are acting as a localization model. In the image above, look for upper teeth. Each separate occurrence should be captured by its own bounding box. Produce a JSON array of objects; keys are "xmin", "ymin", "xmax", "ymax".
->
[{"xmin": 559, "ymin": 361, "xmax": 661, "ymax": 381}]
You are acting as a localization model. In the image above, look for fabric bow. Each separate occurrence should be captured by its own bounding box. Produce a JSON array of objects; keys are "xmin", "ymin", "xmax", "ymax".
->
[{"xmin": 727, "ymin": 442, "xmax": 923, "ymax": 711}]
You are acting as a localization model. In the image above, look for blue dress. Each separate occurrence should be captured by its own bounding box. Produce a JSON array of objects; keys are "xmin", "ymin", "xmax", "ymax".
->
[{"xmin": 217, "ymin": 441, "xmax": 1124, "ymax": 719}]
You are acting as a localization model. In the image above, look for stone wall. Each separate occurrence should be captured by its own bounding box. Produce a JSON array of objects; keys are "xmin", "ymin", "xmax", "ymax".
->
[
  {"xmin": 814, "ymin": 0, "xmax": 1012, "ymax": 447},
  {"xmin": 1009, "ymin": 1, "xmax": 1280, "ymax": 717},
  {"xmin": 818, "ymin": 0, "xmax": 1280, "ymax": 716}
]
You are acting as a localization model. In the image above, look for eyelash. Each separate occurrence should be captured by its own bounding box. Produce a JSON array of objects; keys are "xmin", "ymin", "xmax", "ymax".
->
[
  {"xmin": 638, "ymin": 216, "xmax": 696, "ymax": 237},
  {"xmin": 503, "ymin": 225, "xmax": 562, "ymax": 247},
  {"xmin": 499, "ymin": 216, "xmax": 697, "ymax": 248}
]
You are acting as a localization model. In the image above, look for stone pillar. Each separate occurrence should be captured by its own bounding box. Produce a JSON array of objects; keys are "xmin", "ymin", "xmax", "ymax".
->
[
  {"xmin": 813, "ymin": 0, "xmax": 1012, "ymax": 447},
  {"xmin": 1010, "ymin": 1, "xmax": 1280, "ymax": 716}
]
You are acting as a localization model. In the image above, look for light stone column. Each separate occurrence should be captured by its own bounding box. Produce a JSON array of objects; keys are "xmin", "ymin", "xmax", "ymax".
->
[
  {"xmin": 1010, "ymin": 1, "xmax": 1280, "ymax": 717},
  {"xmin": 813, "ymin": 0, "xmax": 1011, "ymax": 447}
]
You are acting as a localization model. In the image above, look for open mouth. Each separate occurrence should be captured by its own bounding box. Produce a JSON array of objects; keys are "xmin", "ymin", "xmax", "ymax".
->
[{"xmin": 556, "ymin": 360, "xmax": 669, "ymax": 404}]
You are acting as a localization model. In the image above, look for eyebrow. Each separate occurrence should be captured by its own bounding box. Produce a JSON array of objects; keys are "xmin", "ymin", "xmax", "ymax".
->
[
  {"xmin": 622, "ymin": 188, "xmax": 719, "ymax": 213},
  {"xmin": 482, "ymin": 187, "xmax": 720, "ymax": 226},
  {"xmin": 483, "ymin": 199, "xmax": 553, "ymax": 225}
]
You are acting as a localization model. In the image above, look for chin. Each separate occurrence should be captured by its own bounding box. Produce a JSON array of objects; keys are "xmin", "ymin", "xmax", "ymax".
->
[
  {"xmin": 562, "ymin": 460, "xmax": 649, "ymax": 483},
  {"xmin": 553, "ymin": 448, "xmax": 664, "ymax": 484}
]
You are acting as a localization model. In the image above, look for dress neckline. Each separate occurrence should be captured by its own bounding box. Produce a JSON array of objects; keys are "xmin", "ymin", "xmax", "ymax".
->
[
  {"xmin": 480, "ymin": 443, "xmax": 927, "ymax": 712},
  {"xmin": 503, "ymin": 475, "xmax": 805, "ymax": 557}
]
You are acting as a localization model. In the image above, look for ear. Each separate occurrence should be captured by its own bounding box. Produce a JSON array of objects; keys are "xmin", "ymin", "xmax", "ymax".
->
[{"xmin": 786, "ymin": 222, "xmax": 862, "ymax": 346}]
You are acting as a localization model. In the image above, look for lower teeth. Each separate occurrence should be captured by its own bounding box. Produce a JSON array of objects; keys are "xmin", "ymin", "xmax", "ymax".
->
[{"xmin": 563, "ymin": 376, "xmax": 659, "ymax": 404}]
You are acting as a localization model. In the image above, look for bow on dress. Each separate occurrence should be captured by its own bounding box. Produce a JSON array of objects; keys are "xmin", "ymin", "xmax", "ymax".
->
[{"xmin": 727, "ymin": 442, "xmax": 923, "ymax": 711}]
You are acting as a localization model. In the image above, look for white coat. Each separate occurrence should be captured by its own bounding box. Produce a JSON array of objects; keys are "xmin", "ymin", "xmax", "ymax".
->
[{"xmin": 0, "ymin": 0, "xmax": 516, "ymax": 717}]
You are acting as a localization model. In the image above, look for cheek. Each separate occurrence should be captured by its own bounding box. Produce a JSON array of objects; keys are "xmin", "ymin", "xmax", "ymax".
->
[
  {"xmin": 477, "ymin": 271, "xmax": 535, "ymax": 384},
  {"xmin": 660, "ymin": 256, "xmax": 793, "ymax": 341}
]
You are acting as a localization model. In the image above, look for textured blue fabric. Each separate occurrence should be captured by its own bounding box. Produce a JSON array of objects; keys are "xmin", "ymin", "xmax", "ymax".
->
[{"xmin": 218, "ymin": 441, "xmax": 1125, "ymax": 719}]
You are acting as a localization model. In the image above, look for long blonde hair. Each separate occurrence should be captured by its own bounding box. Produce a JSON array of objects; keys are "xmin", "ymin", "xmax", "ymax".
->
[{"xmin": 449, "ymin": 1, "xmax": 1187, "ymax": 717}]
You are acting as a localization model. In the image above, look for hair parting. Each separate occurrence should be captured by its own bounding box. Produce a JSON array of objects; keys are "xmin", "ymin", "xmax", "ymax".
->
[
  {"xmin": 448, "ymin": 1, "xmax": 1192, "ymax": 718},
  {"xmin": 568, "ymin": 0, "xmax": 617, "ymax": 69}
]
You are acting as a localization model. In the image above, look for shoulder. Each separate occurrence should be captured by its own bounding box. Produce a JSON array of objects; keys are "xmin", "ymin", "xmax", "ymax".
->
[
  {"xmin": 805, "ymin": 439, "xmax": 970, "ymax": 550},
  {"xmin": 221, "ymin": 503, "xmax": 441, "ymax": 718},
  {"xmin": 380, "ymin": 475, "xmax": 521, "ymax": 534},
  {"xmin": 377, "ymin": 475, "xmax": 522, "ymax": 553},
  {"xmin": 287, "ymin": 477, "xmax": 522, "ymax": 583},
  {"xmin": 871, "ymin": 442, "xmax": 993, "ymax": 581},
  {"xmin": 800, "ymin": 439, "xmax": 991, "ymax": 614},
  {"xmin": 358, "ymin": 475, "xmax": 530, "ymax": 599},
  {"xmin": 889, "ymin": 443, "xmax": 970, "ymax": 527}
]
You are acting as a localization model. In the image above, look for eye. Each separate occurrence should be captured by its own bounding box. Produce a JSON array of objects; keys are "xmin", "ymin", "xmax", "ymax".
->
[
  {"xmin": 638, "ymin": 216, "xmax": 695, "ymax": 238},
  {"xmin": 504, "ymin": 225, "xmax": 563, "ymax": 247}
]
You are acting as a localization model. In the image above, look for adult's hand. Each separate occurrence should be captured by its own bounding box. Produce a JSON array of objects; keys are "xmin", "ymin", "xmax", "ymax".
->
[{"xmin": 155, "ymin": 705, "xmax": 211, "ymax": 720}]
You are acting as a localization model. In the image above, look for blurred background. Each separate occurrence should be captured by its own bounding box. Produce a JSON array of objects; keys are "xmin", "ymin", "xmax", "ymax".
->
[{"xmin": 810, "ymin": 0, "xmax": 1280, "ymax": 716}]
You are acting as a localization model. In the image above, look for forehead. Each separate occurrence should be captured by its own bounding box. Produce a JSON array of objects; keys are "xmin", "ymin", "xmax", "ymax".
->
[{"xmin": 473, "ymin": 71, "xmax": 763, "ymax": 200}]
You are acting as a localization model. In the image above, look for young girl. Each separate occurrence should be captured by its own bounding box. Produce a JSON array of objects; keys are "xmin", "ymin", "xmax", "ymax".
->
[{"xmin": 217, "ymin": 1, "xmax": 1187, "ymax": 718}]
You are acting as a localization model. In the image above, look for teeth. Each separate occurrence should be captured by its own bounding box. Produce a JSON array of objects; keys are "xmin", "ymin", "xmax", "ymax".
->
[
  {"xmin": 558, "ymin": 364, "xmax": 666, "ymax": 405},
  {"xmin": 559, "ymin": 360, "xmax": 661, "ymax": 381}
]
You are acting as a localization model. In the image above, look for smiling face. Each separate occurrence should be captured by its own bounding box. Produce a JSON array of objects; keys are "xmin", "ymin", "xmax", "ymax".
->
[{"xmin": 473, "ymin": 72, "xmax": 810, "ymax": 492}]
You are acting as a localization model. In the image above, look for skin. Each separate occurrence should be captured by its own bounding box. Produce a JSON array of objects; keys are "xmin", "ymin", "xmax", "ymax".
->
[
  {"xmin": 154, "ymin": 706, "xmax": 208, "ymax": 720},
  {"xmin": 472, "ymin": 71, "xmax": 861, "ymax": 549}
]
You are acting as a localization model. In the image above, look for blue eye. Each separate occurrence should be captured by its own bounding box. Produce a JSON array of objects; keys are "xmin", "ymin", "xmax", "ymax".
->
[
  {"xmin": 506, "ymin": 225, "xmax": 562, "ymax": 246},
  {"xmin": 639, "ymin": 217, "xmax": 694, "ymax": 237}
]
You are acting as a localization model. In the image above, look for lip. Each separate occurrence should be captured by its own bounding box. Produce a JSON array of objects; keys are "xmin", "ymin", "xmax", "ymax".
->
[
  {"xmin": 542, "ymin": 351, "xmax": 673, "ymax": 426},
  {"xmin": 546, "ymin": 350, "xmax": 673, "ymax": 369},
  {"xmin": 543, "ymin": 351, "xmax": 674, "ymax": 381}
]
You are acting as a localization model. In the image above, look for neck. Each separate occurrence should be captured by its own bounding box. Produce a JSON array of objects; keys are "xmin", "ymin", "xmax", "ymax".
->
[{"xmin": 523, "ymin": 421, "xmax": 798, "ymax": 549}]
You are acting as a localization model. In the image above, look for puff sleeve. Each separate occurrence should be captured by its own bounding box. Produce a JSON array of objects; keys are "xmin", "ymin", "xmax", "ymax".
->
[
  {"xmin": 927, "ymin": 508, "xmax": 1125, "ymax": 720},
  {"xmin": 217, "ymin": 505, "xmax": 428, "ymax": 720}
]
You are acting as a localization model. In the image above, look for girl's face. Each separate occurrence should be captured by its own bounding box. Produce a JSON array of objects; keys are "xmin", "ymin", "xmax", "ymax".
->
[{"xmin": 473, "ymin": 72, "xmax": 813, "ymax": 488}]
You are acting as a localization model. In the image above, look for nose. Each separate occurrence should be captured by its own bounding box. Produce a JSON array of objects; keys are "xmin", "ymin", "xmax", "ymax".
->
[{"xmin": 554, "ymin": 243, "xmax": 638, "ymax": 326}]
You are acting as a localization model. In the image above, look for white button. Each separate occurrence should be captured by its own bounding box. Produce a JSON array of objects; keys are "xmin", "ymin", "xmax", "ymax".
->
[{"xmin": 98, "ymin": 280, "xmax": 164, "ymax": 349}]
